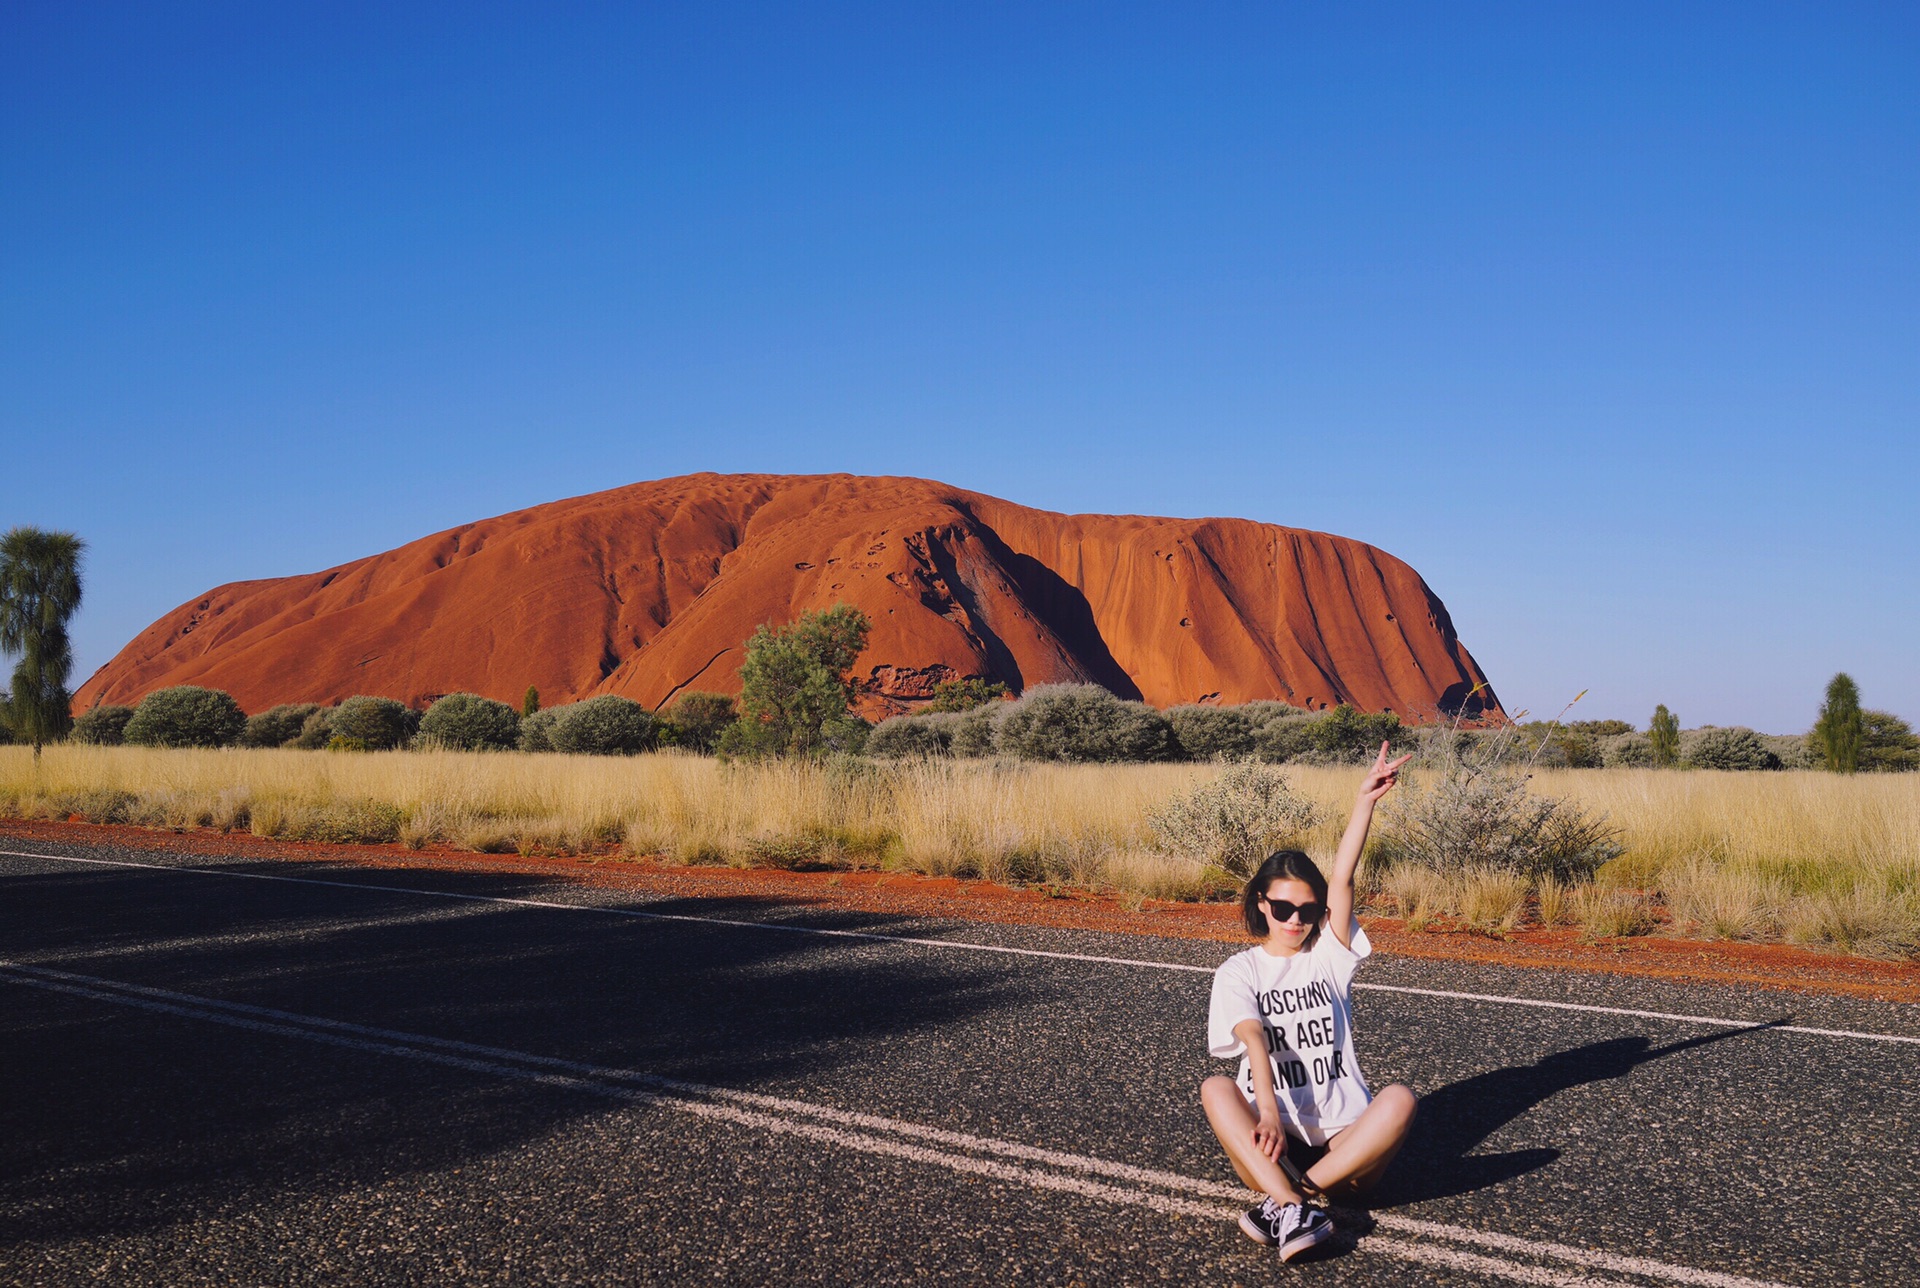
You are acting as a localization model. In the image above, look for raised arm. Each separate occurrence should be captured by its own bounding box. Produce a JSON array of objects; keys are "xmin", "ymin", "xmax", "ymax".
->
[{"xmin": 1325, "ymin": 741, "xmax": 1412, "ymax": 948}]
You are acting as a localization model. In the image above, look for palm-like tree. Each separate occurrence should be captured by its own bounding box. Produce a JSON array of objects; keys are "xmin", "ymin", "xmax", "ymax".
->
[{"xmin": 0, "ymin": 527, "xmax": 86, "ymax": 760}]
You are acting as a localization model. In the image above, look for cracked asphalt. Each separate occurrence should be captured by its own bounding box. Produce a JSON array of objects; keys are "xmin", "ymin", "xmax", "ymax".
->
[{"xmin": 2, "ymin": 836, "xmax": 1915, "ymax": 1286}]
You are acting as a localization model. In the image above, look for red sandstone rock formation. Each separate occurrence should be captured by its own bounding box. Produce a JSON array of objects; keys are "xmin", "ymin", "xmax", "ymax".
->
[{"xmin": 74, "ymin": 473, "xmax": 1502, "ymax": 722}]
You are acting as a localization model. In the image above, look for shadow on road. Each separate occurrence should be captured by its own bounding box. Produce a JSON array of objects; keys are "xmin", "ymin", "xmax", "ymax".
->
[
  {"xmin": 1368, "ymin": 1020, "xmax": 1788, "ymax": 1207},
  {"xmin": 0, "ymin": 858, "xmax": 1023, "ymax": 1248}
]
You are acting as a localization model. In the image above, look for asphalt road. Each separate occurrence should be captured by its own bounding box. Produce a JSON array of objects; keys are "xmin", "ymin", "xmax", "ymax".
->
[{"xmin": 3, "ymin": 837, "xmax": 1916, "ymax": 1287}]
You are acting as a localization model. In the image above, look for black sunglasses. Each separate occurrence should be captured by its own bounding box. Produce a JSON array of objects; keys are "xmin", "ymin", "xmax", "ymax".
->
[{"xmin": 1259, "ymin": 896, "xmax": 1326, "ymax": 925}]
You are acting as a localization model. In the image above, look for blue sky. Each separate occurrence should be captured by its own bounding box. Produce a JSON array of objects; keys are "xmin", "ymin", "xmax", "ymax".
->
[{"xmin": 4, "ymin": 3, "xmax": 1915, "ymax": 733}]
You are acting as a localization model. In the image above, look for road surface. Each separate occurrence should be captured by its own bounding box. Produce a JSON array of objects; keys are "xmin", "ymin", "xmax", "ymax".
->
[{"xmin": 3, "ymin": 835, "xmax": 1915, "ymax": 1285}]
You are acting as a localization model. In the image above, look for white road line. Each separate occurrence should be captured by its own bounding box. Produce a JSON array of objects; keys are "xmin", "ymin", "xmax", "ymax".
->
[
  {"xmin": 1351, "ymin": 983, "xmax": 1920, "ymax": 1045},
  {"xmin": 6, "ymin": 846, "xmax": 1917, "ymax": 1046},
  {"xmin": 0, "ymin": 962, "xmax": 1789, "ymax": 1288}
]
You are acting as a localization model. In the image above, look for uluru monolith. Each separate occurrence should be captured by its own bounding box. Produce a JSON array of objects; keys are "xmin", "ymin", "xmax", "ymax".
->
[{"xmin": 75, "ymin": 473, "xmax": 1501, "ymax": 722}]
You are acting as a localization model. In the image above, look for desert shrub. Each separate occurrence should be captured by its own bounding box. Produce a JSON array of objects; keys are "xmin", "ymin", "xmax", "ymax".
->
[
  {"xmin": 44, "ymin": 787, "xmax": 138, "ymax": 823},
  {"xmin": 1534, "ymin": 876, "xmax": 1574, "ymax": 926},
  {"xmin": 1145, "ymin": 763, "xmax": 1320, "ymax": 880},
  {"xmin": 123, "ymin": 686, "xmax": 247, "ymax": 748},
  {"xmin": 818, "ymin": 714, "xmax": 871, "ymax": 756},
  {"xmin": 1407, "ymin": 726, "xmax": 1475, "ymax": 768},
  {"xmin": 1240, "ymin": 700, "xmax": 1305, "ymax": 727},
  {"xmin": 399, "ymin": 803, "xmax": 446, "ymax": 850},
  {"xmin": 550, "ymin": 695, "xmax": 652, "ymax": 755},
  {"xmin": 1761, "ymin": 733, "xmax": 1816, "ymax": 771},
  {"xmin": 1574, "ymin": 887, "xmax": 1657, "ymax": 939},
  {"xmin": 948, "ymin": 705, "xmax": 1001, "ymax": 757},
  {"xmin": 1782, "ymin": 886, "xmax": 1919, "ymax": 959},
  {"xmin": 1514, "ymin": 723, "xmax": 1579, "ymax": 768},
  {"xmin": 518, "ymin": 706, "xmax": 562, "ymax": 752},
  {"xmin": 1310, "ymin": 705, "xmax": 1405, "ymax": 763},
  {"xmin": 1378, "ymin": 761, "xmax": 1622, "ymax": 884},
  {"xmin": 998, "ymin": 683, "xmax": 1175, "ymax": 767},
  {"xmin": 294, "ymin": 708, "xmax": 334, "ymax": 749},
  {"xmin": 1378, "ymin": 865, "xmax": 1447, "ymax": 931},
  {"xmin": 1455, "ymin": 727, "xmax": 1533, "ymax": 768},
  {"xmin": 1166, "ymin": 705, "xmax": 1256, "ymax": 760},
  {"xmin": 124, "ymin": 790, "xmax": 213, "ymax": 829},
  {"xmin": 663, "ymin": 691, "xmax": 737, "ymax": 754},
  {"xmin": 239, "ymin": 703, "xmax": 322, "ymax": 749},
  {"xmin": 1457, "ymin": 869, "xmax": 1531, "ymax": 936},
  {"xmin": 1252, "ymin": 712, "xmax": 1323, "ymax": 763},
  {"xmin": 1682, "ymin": 726, "xmax": 1779, "ymax": 772},
  {"xmin": 746, "ymin": 823, "xmax": 896, "ymax": 872},
  {"xmin": 1601, "ymin": 732, "xmax": 1654, "ymax": 768},
  {"xmin": 1553, "ymin": 734, "xmax": 1602, "ymax": 769},
  {"xmin": 1663, "ymin": 859, "xmax": 1781, "ymax": 941},
  {"xmin": 926, "ymin": 678, "xmax": 1009, "ymax": 713},
  {"xmin": 419, "ymin": 693, "xmax": 521, "ymax": 751},
  {"xmin": 71, "ymin": 704, "xmax": 136, "ymax": 746},
  {"xmin": 1860, "ymin": 710, "xmax": 1920, "ymax": 773},
  {"xmin": 867, "ymin": 714, "xmax": 953, "ymax": 758},
  {"xmin": 1511, "ymin": 719, "xmax": 1624, "ymax": 769},
  {"xmin": 281, "ymin": 799, "xmax": 404, "ymax": 845},
  {"xmin": 328, "ymin": 696, "xmax": 416, "ymax": 750},
  {"xmin": 995, "ymin": 684, "xmax": 1174, "ymax": 762},
  {"xmin": 455, "ymin": 817, "xmax": 519, "ymax": 853},
  {"xmin": 1519, "ymin": 738, "xmax": 1571, "ymax": 769}
]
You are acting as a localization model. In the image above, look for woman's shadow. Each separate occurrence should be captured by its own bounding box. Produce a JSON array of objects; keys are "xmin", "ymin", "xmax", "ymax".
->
[{"xmin": 1356, "ymin": 1019, "xmax": 1786, "ymax": 1210}]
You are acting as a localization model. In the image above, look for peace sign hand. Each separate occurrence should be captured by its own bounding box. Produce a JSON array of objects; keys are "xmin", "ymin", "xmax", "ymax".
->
[{"xmin": 1358, "ymin": 741, "xmax": 1413, "ymax": 803}]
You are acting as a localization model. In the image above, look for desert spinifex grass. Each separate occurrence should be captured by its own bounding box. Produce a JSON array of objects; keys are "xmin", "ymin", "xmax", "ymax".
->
[
  {"xmin": 0, "ymin": 746, "xmax": 1279, "ymax": 900},
  {"xmin": 2, "ymin": 746, "xmax": 1917, "ymax": 958}
]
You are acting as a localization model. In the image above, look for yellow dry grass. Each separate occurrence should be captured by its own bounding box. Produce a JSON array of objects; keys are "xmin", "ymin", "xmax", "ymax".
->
[
  {"xmin": 3, "ymin": 748, "xmax": 1916, "ymax": 957},
  {"xmin": 1526, "ymin": 768, "xmax": 1920, "ymax": 896}
]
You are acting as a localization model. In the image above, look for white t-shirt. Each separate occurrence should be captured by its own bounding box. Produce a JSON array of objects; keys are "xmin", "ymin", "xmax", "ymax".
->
[{"xmin": 1207, "ymin": 921, "xmax": 1373, "ymax": 1138}]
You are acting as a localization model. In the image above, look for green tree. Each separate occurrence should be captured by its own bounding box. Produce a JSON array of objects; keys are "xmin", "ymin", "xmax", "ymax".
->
[
  {"xmin": 0, "ymin": 527, "xmax": 85, "ymax": 759},
  {"xmin": 1648, "ymin": 705, "xmax": 1680, "ymax": 768},
  {"xmin": 522, "ymin": 685, "xmax": 540, "ymax": 718},
  {"xmin": 729, "ymin": 605, "xmax": 871, "ymax": 757},
  {"xmin": 1811, "ymin": 673, "xmax": 1864, "ymax": 773}
]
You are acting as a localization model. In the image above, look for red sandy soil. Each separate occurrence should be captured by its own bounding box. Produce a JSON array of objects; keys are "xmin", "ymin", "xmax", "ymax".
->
[
  {"xmin": 73, "ymin": 472, "xmax": 1499, "ymax": 721},
  {"xmin": 9, "ymin": 818, "xmax": 1917, "ymax": 1006}
]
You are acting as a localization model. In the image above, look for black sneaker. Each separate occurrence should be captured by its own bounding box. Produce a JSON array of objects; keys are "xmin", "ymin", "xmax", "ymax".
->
[{"xmin": 1238, "ymin": 1198, "xmax": 1335, "ymax": 1261}]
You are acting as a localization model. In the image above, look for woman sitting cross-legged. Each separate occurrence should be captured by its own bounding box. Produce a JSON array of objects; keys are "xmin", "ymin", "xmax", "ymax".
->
[{"xmin": 1200, "ymin": 742, "xmax": 1419, "ymax": 1261}]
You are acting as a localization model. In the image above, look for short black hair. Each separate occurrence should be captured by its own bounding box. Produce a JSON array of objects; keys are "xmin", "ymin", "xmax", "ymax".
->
[{"xmin": 1242, "ymin": 850, "xmax": 1331, "ymax": 942}]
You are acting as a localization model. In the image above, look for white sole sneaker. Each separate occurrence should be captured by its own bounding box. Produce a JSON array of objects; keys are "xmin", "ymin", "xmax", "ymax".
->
[
  {"xmin": 1279, "ymin": 1210, "xmax": 1336, "ymax": 1261},
  {"xmin": 1238, "ymin": 1207, "xmax": 1279, "ymax": 1246}
]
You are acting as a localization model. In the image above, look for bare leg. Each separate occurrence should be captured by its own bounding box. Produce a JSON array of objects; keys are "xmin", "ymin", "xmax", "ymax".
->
[
  {"xmin": 1306, "ymin": 1084, "xmax": 1417, "ymax": 1198},
  {"xmin": 1200, "ymin": 1076, "xmax": 1305, "ymax": 1204}
]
